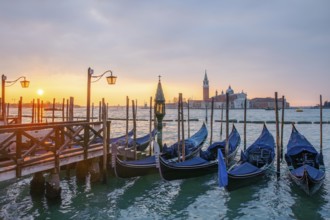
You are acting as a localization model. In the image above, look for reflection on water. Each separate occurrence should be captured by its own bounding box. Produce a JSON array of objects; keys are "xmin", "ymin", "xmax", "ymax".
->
[{"xmin": 1, "ymin": 108, "xmax": 330, "ymax": 219}]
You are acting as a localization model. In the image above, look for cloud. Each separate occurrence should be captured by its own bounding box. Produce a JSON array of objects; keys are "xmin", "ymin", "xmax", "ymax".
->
[{"xmin": 0, "ymin": 0, "xmax": 329, "ymax": 105}]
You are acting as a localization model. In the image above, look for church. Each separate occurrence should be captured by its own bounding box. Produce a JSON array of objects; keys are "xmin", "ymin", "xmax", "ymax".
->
[{"xmin": 189, "ymin": 71, "xmax": 249, "ymax": 109}]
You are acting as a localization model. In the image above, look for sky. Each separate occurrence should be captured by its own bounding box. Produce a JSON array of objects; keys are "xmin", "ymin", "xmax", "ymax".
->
[{"xmin": 0, "ymin": 1, "xmax": 329, "ymax": 106}]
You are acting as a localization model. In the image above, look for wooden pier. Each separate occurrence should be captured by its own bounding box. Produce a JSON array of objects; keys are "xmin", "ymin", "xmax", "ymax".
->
[{"xmin": 0, "ymin": 120, "xmax": 110, "ymax": 182}]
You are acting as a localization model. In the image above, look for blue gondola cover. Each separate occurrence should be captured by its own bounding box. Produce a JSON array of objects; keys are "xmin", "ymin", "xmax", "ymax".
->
[
  {"xmin": 287, "ymin": 127, "xmax": 318, "ymax": 156},
  {"xmin": 173, "ymin": 157, "xmax": 209, "ymax": 167},
  {"xmin": 229, "ymin": 162, "xmax": 260, "ymax": 175}
]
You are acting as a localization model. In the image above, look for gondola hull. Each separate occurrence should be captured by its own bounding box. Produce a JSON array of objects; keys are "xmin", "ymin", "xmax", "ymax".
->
[
  {"xmin": 288, "ymin": 167, "xmax": 325, "ymax": 195},
  {"xmin": 225, "ymin": 125, "xmax": 275, "ymax": 191},
  {"xmin": 159, "ymin": 158, "xmax": 218, "ymax": 181},
  {"xmin": 159, "ymin": 125, "xmax": 240, "ymax": 181},
  {"xmin": 114, "ymin": 123, "xmax": 208, "ymax": 178},
  {"xmin": 115, "ymin": 147, "xmax": 205, "ymax": 178},
  {"xmin": 285, "ymin": 125, "xmax": 325, "ymax": 195},
  {"xmin": 227, "ymin": 162, "xmax": 273, "ymax": 191},
  {"xmin": 115, "ymin": 157, "xmax": 158, "ymax": 178}
]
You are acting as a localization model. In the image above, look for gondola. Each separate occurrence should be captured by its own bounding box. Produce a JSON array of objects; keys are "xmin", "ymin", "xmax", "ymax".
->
[
  {"xmin": 114, "ymin": 123, "xmax": 208, "ymax": 178},
  {"xmin": 110, "ymin": 129, "xmax": 134, "ymax": 145},
  {"xmin": 92, "ymin": 129, "xmax": 134, "ymax": 145},
  {"xmin": 126, "ymin": 129, "xmax": 158, "ymax": 151},
  {"xmin": 284, "ymin": 124, "xmax": 325, "ymax": 195},
  {"xmin": 158, "ymin": 125, "xmax": 240, "ymax": 181},
  {"xmin": 225, "ymin": 124, "xmax": 275, "ymax": 191}
]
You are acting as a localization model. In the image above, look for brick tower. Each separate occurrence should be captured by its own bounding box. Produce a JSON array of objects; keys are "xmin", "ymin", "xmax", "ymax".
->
[{"xmin": 203, "ymin": 70, "xmax": 209, "ymax": 101}]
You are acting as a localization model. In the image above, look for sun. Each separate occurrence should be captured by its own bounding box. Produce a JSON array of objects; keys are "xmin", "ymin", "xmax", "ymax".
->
[{"xmin": 37, "ymin": 89, "xmax": 44, "ymax": 96}]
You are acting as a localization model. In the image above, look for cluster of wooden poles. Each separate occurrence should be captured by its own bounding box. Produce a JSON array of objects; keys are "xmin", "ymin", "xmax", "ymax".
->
[
  {"xmin": 3, "ymin": 96, "xmax": 120, "ymax": 124},
  {"xmin": 120, "ymin": 96, "xmax": 155, "ymax": 160}
]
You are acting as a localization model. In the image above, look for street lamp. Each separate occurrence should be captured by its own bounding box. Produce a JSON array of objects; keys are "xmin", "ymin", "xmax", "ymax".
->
[
  {"xmin": 1, "ymin": 74, "xmax": 30, "ymax": 122},
  {"xmin": 86, "ymin": 67, "xmax": 117, "ymax": 121},
  {"xmin": 154, "ymin": 76, "xmax": 165, "ymax": 150}
]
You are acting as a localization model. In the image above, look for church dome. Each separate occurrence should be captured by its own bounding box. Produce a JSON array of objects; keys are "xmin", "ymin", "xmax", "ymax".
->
[{"xmin": 226, "ymin": 85, "xmax": 234, "ymax": 95}]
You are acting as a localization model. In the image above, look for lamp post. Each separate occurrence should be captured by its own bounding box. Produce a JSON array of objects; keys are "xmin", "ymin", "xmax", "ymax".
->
[
  {"xmin": 154, "ymin": 76, "xmax": 165, "ymax": 151},
  {"xmin": 1, "ymin": 74, "xmax": 30, "ymax": 122},
  {"xmin": 86, "ymin": 67, "xmax": 117, "ymax": 121}
]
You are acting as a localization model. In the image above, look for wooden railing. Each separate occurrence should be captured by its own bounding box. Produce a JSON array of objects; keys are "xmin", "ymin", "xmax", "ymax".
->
[{"xmin": 0, "ymin": 121, "xmax": 110, "ymax": 182}]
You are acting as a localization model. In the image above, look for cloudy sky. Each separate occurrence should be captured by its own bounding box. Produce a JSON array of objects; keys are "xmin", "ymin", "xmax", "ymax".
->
[{"xmin": 0, "ymin": 1, "xmax": 329, "ymax": 106}]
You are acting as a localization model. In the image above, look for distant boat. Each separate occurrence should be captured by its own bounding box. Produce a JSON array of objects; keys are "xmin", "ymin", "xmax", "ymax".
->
[
  {"xmin": 264, "ymin": 107, "xmax": 281, "ymax": 111},
  {"xmin": 140, "ymin": 102, "xmax": 149, "ymax": 109},
  {"xmin": 296, "ymin": 108, "xmax": 303, "ymax": 112}
]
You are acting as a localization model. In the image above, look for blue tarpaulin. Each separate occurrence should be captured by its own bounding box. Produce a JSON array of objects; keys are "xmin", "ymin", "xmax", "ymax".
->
[
  {"xmin": 201, "ymin": 125, "xmax": 241, "ymax": 161},
  {"xmin": 229, "ymin": 162, "xmax": 260, "ymax": 176},
  {"xmin": 173, "ymin": 157, "xmax": 209, "ymax": 167},
  {"xmin": 287, "ymin": 126, "xmax": 318, "ymax": 156}
]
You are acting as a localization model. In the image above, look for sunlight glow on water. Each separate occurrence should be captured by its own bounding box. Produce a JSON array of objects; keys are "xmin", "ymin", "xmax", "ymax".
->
[{"xmin": 1, "ymin": 108, "xmax": 330, "ymax": 219}]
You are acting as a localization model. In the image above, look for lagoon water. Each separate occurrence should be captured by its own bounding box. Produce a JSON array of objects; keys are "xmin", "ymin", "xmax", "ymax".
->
[{"xmin": 1, "ymin": 108, "xmax": 330, "ymax": 219}]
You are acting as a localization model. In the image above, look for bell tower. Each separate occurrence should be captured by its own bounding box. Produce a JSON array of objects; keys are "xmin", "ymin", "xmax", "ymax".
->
[{"xmin": 203, "ymin": 70, "xmax": 209, "ymax": 101}]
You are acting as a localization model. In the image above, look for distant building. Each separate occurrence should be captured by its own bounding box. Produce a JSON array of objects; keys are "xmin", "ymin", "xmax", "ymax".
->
[
  {"xmin": 188, "ymin": 71, "xmax": 248, "ymax": 109},
  {"xmin": 249, "ymin": 97, "xmax": 290, "ymax": 109},
  {"xmin": 166, "ymin": 71, "xmax": 291, "ymax": 109},
  {"xmin": 212, "ymin": 86, "xmax": 248, "ymax": 109},
  {"xmin": 322, "ymin": 101, "xmax": 330, "ymax": 108},
  {"xmin": 203, "ymin": 73, "xmax": 209, "ymax": 101}
]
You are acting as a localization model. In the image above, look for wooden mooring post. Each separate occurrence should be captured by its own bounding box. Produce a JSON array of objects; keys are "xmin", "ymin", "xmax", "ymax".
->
[
  {"xmin": 280, "ymin": 96, "xmax": 285, "ymax": 161},
  {"xmin": 132, "ymin": 100, "xmax": 137, "ymax": 160},
  {"xmin": 177, "ymin": 93, "xmax": 182, "ymax": 162},
  {"xmin": 220, "ymin": 104, "xmax": 224, "ymax": 140},
  {"xmin": 320, "ymin": 95, "xmax": 323, "ymax": 154},
  {"xmin": 52, "ymin": 98, "xmax": 55, "ymax": 122},
  {"xmin": 31, "ymin": 99, "xmax": 35, "ymax": 123},
  {"xmin": 225, "ymin": 93, "xmax": 229, "ymax": 166},
  {"xmin": 188, "ymin": 99, "xmax": 190, "ymax": 138},
  {"xmin": 62, "ymin": 98, "xmax": 65, "ymax": 122},
  {"xmin": 275, "ymin": 92, "xmax": 280, "ymax": 178},
  {"xmin": 210, "ymin": 97, "xmax": 214, "ymax": 144},
  {"xmin": 124, "ymin": 96, "xmax": 129, "ymax": 160},
  {"xmin": 244, "ymin": 98, "xmax": 247, "ymax": 151},
  {"xmin": 180, "ymin": 94, "xmax": 185, "ymax": 161}
]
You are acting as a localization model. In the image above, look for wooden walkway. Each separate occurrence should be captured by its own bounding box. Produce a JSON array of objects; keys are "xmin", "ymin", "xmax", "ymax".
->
[{"xmin": 0, "ymin": 121, "xmax": 110, "ymax": 182}]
